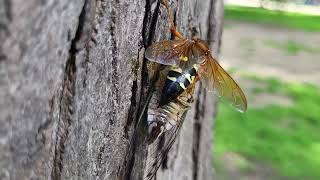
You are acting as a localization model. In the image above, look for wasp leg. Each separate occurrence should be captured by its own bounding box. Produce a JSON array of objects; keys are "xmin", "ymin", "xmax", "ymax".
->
[
  {"xmin": 161, "ymin": 0, "xmax": 184, "ymax": 39},
  {"xmin": 147, "ymin": 119, "xmax": 166, "ymax": 144},
  {"xmin": 183, "ymin": 81, "xmax": 197, "ymax": 104},
  {"xmin": 178, "ymin": 95, "xmax": 193, "ymax": 107}
]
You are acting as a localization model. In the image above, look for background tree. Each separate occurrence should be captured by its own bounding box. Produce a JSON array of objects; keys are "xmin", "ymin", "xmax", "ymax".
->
[{"xmin": 0, "ymin": 0, "xmax": 223, "ymax": 179}]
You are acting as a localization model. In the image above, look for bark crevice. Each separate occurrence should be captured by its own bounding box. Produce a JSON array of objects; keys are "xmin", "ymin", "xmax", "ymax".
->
[
  {"xmin": 142, "ymin": 0, "xmax": 161, "ymax": 47},
  {"xmin": 124, "ymin": 0, "xmax": 162, "ymax": 179},
  {"xmin": 125, "ymin": 79, "xmax": 138, "ymax": 138},
  {"xmin": 207, "ymin": 0, "xmax": 216, "ymax": 44},
  {"xmin": 192, "ymin": 87, "xmax": 206, "ymax": 180},
  {"xmin": 51, "ymin": 1, "xmax": 88, "ymax": 179},
  {"xmin": 4, "ymin": 0, "xmax": 12, "ymax": 21},
  {"xmin": 51, "ymin": 44, "xmax": 76, "ymax": 180}
]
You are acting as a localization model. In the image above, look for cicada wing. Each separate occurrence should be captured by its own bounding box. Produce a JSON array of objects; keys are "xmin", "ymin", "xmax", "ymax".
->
[
  {"xmin": 145, "ymin": 39, "xmax": 203, "ymax": 70},
  {"xmin": 144, "ymin": 115, "xmax": 185, "ymax": 180},
  {"xmin": 200, "ymin": 56, "xmax": 247, "ymax": 112}
]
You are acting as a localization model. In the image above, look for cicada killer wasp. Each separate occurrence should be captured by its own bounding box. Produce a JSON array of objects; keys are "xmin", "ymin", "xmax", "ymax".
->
[{"xmin": 142, "ymin": 0, "xmax": 247, "ymax": 179}]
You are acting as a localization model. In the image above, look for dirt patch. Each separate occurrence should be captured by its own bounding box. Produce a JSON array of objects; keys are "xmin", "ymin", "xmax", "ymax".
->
[
  {"xmin": 220, "ymin": 20, "xmax": 320, "ymax": 87},
  {"xmin": 215, "ymin": 152, "xmax": 294, "ymax": 180}
]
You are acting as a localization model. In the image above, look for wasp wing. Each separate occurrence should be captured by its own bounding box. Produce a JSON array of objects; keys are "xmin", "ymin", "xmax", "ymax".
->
[
  {"xmin": 201, "ymin": 56, "xmax": 247, "ymax": 112},
  {"xmin": 145, "ymin": 39, "xmax": 204, "ymax": 70},
  {"xmin": 144, "ymin": 114, "xmax": 185, "ymax": 180}
]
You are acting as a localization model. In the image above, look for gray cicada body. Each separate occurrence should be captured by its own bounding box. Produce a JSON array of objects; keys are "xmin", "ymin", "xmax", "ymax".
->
[
  {"xmin": 143, "ymin": 66, "xmax": 195, "ymax": 179},
  {"xmin": 146, "ymin": 80, "xmax": 194, "ymax": 143},
  {"xmin": 146, "ymin": 65, "xmax": 198, "ymax": 143}
]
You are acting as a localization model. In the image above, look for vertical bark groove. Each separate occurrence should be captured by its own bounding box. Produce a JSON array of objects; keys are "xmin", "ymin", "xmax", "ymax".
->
[
  {"xmin": 124, "ymin": 1, "xmax": 163, "ymax": 178},
  {"xmin": 207, "ymin": 0, "xmax": 216, "ymax": 43},
  {"xmin": 51, "ymin": 1, "xmax": 88, "ymax": 179},
  {"xmin": 207, "ymin": 0, "xmax": 224, "ymax": 54},
  {"xmin": 192, "ymin": 89, "xmax": 202, "ymax": 180},
  {"xmin": 3, "ymin": 0, "xmax": 12, "ymax": 21},
  {"xmin": 142, "ymin": 0, "xmax": 161, "ymax": 47},
  {"xmin": 51, "ymin": 50, "xmax": 76, "ymax": 180},
  {"xmin": 192, "ymin": 86, "xmax": 207, "ymax": 180}
]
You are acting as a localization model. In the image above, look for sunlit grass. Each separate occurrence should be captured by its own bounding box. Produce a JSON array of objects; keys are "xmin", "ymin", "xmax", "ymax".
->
[
  {"xmin": 214, "ymin": 77, "xmax": 320, "ymax": 179},
  {"xmin": 225, "ymin": 5, "xmax": 320, "ymax": 32}
]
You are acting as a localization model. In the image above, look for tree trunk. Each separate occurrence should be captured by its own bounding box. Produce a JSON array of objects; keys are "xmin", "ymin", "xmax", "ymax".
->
[{"xmin": 0, "ymin": 0, "xmax": 223, "ymax": 179}]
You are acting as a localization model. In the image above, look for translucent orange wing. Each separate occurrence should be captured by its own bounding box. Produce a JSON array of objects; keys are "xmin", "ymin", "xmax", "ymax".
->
[
  {"xmin": 145, "ymin": 39, "xmax": 204, "ymax": 70},
  {"xmin": 200, "ymin": 56, "xmax": 247, "ymax": 112}
]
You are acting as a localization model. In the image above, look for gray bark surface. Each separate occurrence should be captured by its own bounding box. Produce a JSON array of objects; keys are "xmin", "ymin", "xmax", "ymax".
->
[{"xmin": 0, "ymin": 0, "xmax": 223, "ymax": 179}]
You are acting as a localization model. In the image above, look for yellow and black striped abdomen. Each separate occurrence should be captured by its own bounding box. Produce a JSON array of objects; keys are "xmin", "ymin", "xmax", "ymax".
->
[{"xmin": 160, "ymin": 65, "xmax": 198, "ymax": 106}]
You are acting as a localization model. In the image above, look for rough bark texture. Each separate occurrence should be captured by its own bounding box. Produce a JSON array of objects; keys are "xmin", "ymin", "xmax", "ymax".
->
[{"xmin": 0, "ymin": 0, "xmax": 223, "ymax": 179}]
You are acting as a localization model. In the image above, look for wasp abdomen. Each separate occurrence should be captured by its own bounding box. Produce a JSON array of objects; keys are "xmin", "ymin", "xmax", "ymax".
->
[{"xmin": 160, "ymin": 65, "xmax": 198, "ymax": 106}]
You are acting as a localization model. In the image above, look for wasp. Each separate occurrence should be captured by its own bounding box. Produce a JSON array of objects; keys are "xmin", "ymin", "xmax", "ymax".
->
[{"xmin": 142, "ymin": 0, "xmax": 247, "ymax": 178}]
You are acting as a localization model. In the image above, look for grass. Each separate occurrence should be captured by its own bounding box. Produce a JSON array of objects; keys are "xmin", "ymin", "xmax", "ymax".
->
[
  {"xmin": 213, "ymin": 76, "xmax": 320, "ymax": 179},
  {"xmin": 225, "ymin": 5, "xmax": 320, "ymax": 32}
]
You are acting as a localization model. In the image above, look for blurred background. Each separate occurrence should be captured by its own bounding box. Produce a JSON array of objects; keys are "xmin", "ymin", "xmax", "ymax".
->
[{"xmin": 213, "ymin": 0, "xmax": 320, "ymax": 179}]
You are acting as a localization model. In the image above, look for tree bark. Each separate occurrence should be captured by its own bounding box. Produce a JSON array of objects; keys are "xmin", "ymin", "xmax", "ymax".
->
[{"xmin": 0, "ymin": 0, "xmax": 223, "ymax": 179}]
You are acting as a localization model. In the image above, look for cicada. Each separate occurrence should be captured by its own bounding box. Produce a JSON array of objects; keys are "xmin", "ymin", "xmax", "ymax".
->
[{"xmin": 142, "ymin": 0, "xmax": 247, "ymax": 179}]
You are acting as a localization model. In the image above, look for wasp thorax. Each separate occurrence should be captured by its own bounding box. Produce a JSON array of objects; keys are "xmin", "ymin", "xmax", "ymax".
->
[{"xmin": 159, "ymin": 65, "xmax": 198, "ymax": 106}]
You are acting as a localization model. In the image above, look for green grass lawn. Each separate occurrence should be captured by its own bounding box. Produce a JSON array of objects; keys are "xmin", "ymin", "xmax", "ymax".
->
[
  {"xmin": 213, "ymin": 77, "xmax": 320, "ymax": 179},
  {"xmin": 225, "ymin": 5, "xmax": 320, "ymax": 32}
]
